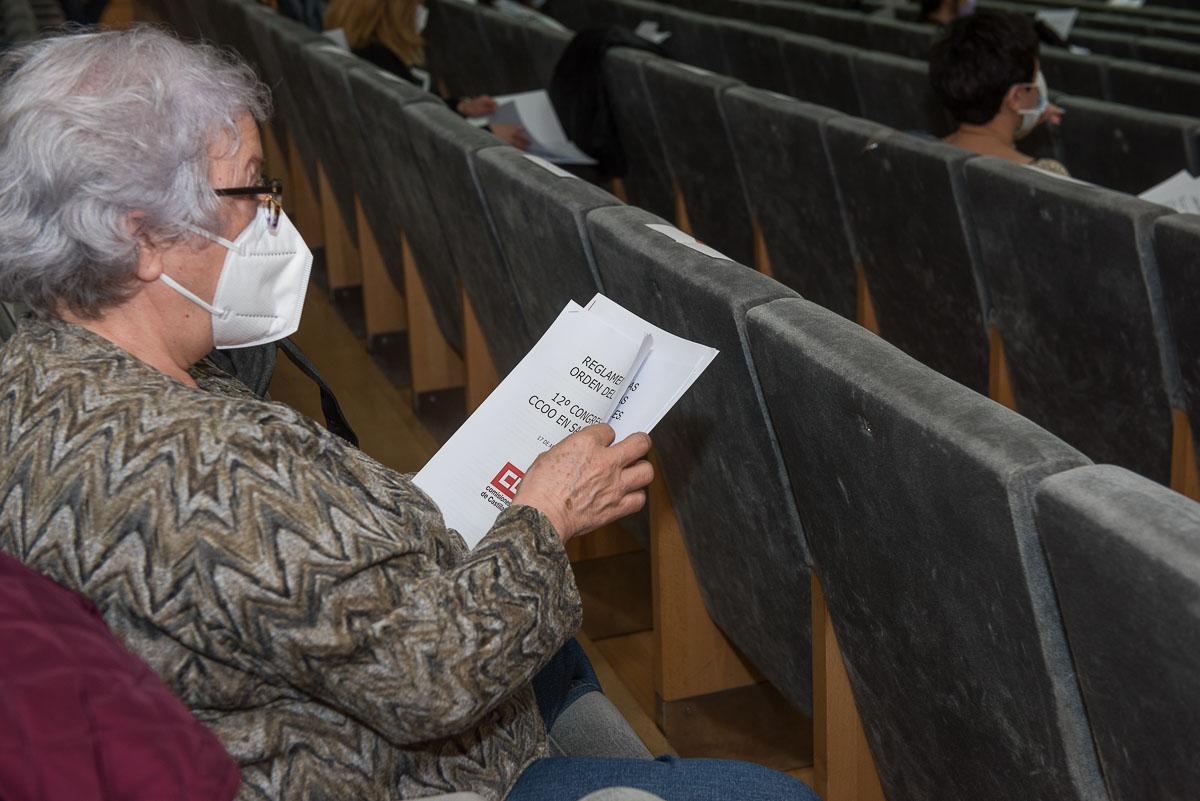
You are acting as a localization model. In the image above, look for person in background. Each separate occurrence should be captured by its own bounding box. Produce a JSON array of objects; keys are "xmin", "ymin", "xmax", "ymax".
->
[
  {"xmin": 918, "ymin": 0, "xmax": 975, "ymax": 26},
  {"xmin": 929, "ymin": 9, "xmax": 1068, "ymax": 176},
  {"xmin": 323, "ymin": 0, "xmax": 529, "ymax": 148}
]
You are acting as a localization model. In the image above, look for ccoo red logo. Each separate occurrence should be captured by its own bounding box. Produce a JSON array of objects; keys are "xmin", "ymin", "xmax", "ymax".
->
[{"xmin": 490, "ymin": 462, "xmax": 525, "ymax": 500}]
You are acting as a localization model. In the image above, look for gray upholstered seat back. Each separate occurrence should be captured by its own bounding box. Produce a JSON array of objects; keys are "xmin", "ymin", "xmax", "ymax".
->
[
  {"xmin": 779, "ymin": 32, "xmax": 862, "ymax": 115},
  {"xmin": 639, "ymin": 59, "xmax": 752, "ymax": 264},
  {"xmin": 0, "ymin": 302, "xmax": 24, "ymax": 343},
  {"xmin": 1036, "ymin": 465, "xmax": 1200, "ymax": 801},
  {"xmin": 964, "ymin": 157, "xmax": 1181, "ymax": 482},
  {"xmin": 1151, "ymin": 213, "xmax": 1200, "ymax": 457},
  {"xmin": 851, "ymin": 50, "xmax": 953, "ymax": 136},
  {"xmin": 655, "ymin": 7, "xmax": 730, "ymax": 75},
  {"xmin": 862, "ymin": 16, "xmax": 936, "ymax": 61},
  {"xmin": 404, "ymin": 103, "xmax": 518, "ymax": 364},
  {"xmin": 1053, "ymin": 93, "xmax": 1200, "ymax": 194},
  {"xmin": 602, "ymin": 48, "xmax": 674, "ymax": 221},
  {"xmin": 585, "ymin": 205, "xmax": 813, "ymax": 713},
  {"xmin": 431, "ymin": 0, "xmax": 498, "ymax": 97},
  {"xmin": 747, "ymin": 296, "xmax": 1104, "ymax": 801},
  {"xmin": 525, "ymin": 23, "xmax": 573, "ymax": 88},
  {"xmin": 473, "ymin": 5, "xmax": 542, "ymax": 94},
  {"xmin": 347, "ymin": 70, "xmax": 451, "ymax": 329},
  {"xmin": 717, "ymin": 20, "xmax": 789, "ymax": 95},
  {"xmin": 1106, "ymin": 61, "xmax": 1200, "ymax": 119},
  {"xmin": 826, "ymin": 118, "xmax": 990, "ymax": 392},
  {"xmin": 305, "ymin": 46, "xmax": 384, "ymax": 249},
  {"xmin": 247, "ymin": 7, "xmax": 321, "ymax": 191},
  {"xmin": 723, "ymin": 86, "xmax": 857, "ymax": 319},
  {"xmin": 1138, "ymin": 36, "xmax": 1200, "ymax": 73},
  {"xmin": 1039, "ymin": 48, "xmax": 1108, "ymax": 102}
]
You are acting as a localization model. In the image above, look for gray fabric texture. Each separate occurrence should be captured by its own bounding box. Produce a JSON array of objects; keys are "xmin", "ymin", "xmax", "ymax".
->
[
  {"xmin": 474, "ymin": 5, "xmax": 544, "ymax": 94},
  {"xmin": 602, "ymin": 48, "xmax": 675, "ymax": 220},
  {"xmin": 851, "ymin": 49, "xmax": 954, "ymax": 136},
  {"xmin": 246, "ymin": 8, "xmax": 322, "ymax": 192},
  {"xmin": 718, "ymin": 19, "xmax": 790, "ymax": 95},
  {"xmin": 406, "ymin": 103, "xmax": 519, "ymax": 364},
  {"xmin": 1053, "ymin": 93, "xmax": 1200, "ymax": 194},
  {"xmin": 639, "ymin": 58, "xmax": 753, "ymax": 264},
  {"xmin": 825, "ymin": 118, "xmax": 990, "ymax": 393},
  {"xmin": 229, "ymin": 1, "xmax": 290, "ymax": 159},
  {"xmin": 1036, "ymin": 464, "xmax": 1200, "ymax": 801},
  {"xmin": 431, "ymin": 0, "xmax": 500, "ymax": 97},
  {"xmin": 1106, "ymin": 60, "xmax": 1200, "ymax": 119},
  {"xmin": 290, "ymin": 40, "xmax": 360, "ymax": 246},
  {"xmin": 346, "ymin": 63, "xmax": 444, "ymax": 303},
  {"xmin": 586, "ymin": 204, "xmax": 813, "ymax": 714},
  {"xmin": 746, "ymin": 297, "xmax": 1106, "ymax": 801},
  {"xmin": 722, "ymin": 86, "xmax": 857, "ymax": 319},
  {"xmin": 861, "ymin": 16, "xmax": 936, "ymax": 61},
  {"xmin": 656, "ymin": 7, "xmax": 730, "ymax": 75},
  {"xmin": 548, "ymin": 692, "xmax": 654, "ymax": 760},
  {"xmin": 964, "ymin": 157, "xmax": 1181, "ymax": 483},
  {"xmin": 1040, "ymin": 49, "xmax": 1108, "ymax": 102},
  {"xmin": 1138, "ymin": 36, "xmax": 1200, "ymax": 73},
  {"xmin": 779, "ymin": 32, "xmax": 863, "ymax": 116},
  {"xmin": 1151, "ymin": 213, "xmax": 1200, "ymax": 455}
]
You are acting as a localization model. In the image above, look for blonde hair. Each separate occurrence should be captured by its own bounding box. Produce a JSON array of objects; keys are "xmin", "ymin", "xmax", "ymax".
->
[{"xmin": 324, "ymin": 0, "xmax": 425, "ymax": 65}]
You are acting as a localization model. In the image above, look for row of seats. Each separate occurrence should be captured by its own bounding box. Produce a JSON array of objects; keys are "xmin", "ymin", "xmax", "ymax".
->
[
  {"xmin": 426, "ymin": 0, "xmax": 1200, "ymax": 494},
  {"xmin": 164, "ymin": 4, "xmax": 1200, "ymax": 801},
  {"xmin": 0, "ymin": 0, "xmax": 37, "ymax": 43},
  {"xmin": 538, "ymin": 0, "xmax": 1200, "ymax": 195}
]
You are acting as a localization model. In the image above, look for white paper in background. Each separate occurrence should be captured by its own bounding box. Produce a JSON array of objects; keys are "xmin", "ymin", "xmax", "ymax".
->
[
  {"xmin": 416, "ymin": 4, "xmax": 430, "ymax": 33},
  {"xmin": 635, "ymin": 20, "xmax": 673, "ymax": 44},
  {"xmin": 410, "ymin": 66, "xmax": 433, "ymax": 93},
  {"xmin": 1107, "ymin": 0, "xmax": 1144, "ymax": 7},
  {"xmin": 585, "ymin": 294, "xmax": 719, "ymax": 440},
  {"xmin": 1035, "ymin": 8, "xmax": 1079, "ymax": 41},
  {"xmin": 646, "ymin": 223, "xmax": 733, "ymax": 261},
  {"xmin": 523, "ymin": 152, "xmax": 580, "ymax": 179},
  {"xmin": 322, "ymin": 27, "xmax": 350, "ymax": 49},
  {"xmin": 488, "ymin": 90, "xmax": 598, "ymax": 165},
  {"xmin": 1139, "ymin": 169, "xmax": 1200, "ymax": 213},
  {"xmin": 1068, "ymin": 44, "xmax": 1092, "ymax": 55}
]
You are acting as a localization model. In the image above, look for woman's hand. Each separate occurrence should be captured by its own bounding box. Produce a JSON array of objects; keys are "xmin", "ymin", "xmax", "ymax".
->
[
  {"xmin": 490, "ymin": 123, "xmax": 531, "ymax": 150},
  {"xmin": 456, "ymin": 95, "xmax": 497, "ymax": 117},
  {"xmin": 1041, "ymin": 102, "xmax": 1065, "ymax": 127},
  {"xmin": 513, "ymin": 425, "xmax": 654, "ymax": 543}
]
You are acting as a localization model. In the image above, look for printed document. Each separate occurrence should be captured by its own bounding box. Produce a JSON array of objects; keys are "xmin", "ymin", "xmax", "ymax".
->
[
  {"xmin": 1139, "ymin": 169, "xmax": 1200, "ymax": 213},
  {"xmin": 489, "ymin": 90, "xmax": 597, "ymax": 165},
  {"xmin": 414, "ymin": 295, "xmax": 718, "ymax": 548}
]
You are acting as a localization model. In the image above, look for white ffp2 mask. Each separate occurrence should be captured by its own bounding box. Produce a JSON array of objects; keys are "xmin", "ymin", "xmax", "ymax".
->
[{"xmin": 163, "ymin": 208, "xmax": 313, "ymax": 349}]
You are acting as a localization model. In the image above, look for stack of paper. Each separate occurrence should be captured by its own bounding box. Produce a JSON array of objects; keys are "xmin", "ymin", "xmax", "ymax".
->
[
  {"xmin": 414, "ymin": 294, "xmax": 718, "ymax": 548},
  {"xmin": 1139, "ymin": 169, "xmax": 1200, "ymax": 213},
  {"xmin": 488, "ymin": 90, "xmax": 597, "ymax": 165}
]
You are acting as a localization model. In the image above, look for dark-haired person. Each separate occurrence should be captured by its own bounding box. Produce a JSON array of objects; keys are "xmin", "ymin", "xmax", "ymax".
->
[
  {"xmin": 930, "ymin": 9, "xmax": 1068, "ymax": 176},
  {"xmin": 918, "ymin": 0, "xmax": 975, "ymax": 26}
]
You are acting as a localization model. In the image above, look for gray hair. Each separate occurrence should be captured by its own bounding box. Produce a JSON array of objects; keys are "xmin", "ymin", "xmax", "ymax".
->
[{"xmin": 0, "ymin": 26, "xmax": 271, "ymax": 318}]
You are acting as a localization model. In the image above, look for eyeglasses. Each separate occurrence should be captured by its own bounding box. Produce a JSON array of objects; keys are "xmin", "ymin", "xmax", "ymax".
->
[{"xmin": 214, "ymin": 178, "xmax": 283, "ymax": 232}]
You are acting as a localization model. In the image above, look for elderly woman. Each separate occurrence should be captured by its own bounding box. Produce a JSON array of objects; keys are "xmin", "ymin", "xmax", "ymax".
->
[{"xmin": 0, "ymin": 27, "xmax": 816, "ymax": 801}]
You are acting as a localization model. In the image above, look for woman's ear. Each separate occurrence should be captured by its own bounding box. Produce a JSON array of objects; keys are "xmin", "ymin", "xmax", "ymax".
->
[{"xmin": 125, "ymin": 213, "xmax": 164, "ymax": 283}]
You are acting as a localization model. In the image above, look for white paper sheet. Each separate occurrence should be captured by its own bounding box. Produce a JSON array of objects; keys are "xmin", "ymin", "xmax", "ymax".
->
[
  {"xmin": 523, "ymin": 152, "xmax": 580, "ymax": 178},
  {"xmin": 1139, "ymin": 169, "xmax": 1200, "ymax": 213},
  {"xmin": 413, "ymin": 296, "xmax": 716, "ymax": 548},
  {"xmin": 1107, "ymin": 0, "xmax": 1144, "ymax": 7},
  {"xmin": 646, "ymin": 223, "xmax": 733, "ymax": 261},
  {"xmin": 635, "ymin": 20, "xmax": 672, "ymax": 44},
  {"xmin": 1035, "ymin": 9, "xmax": 1079, "ymax": 41},
  {"xmin": 489, "ymin": 90, "xmax": 598, "ymax": 165}
]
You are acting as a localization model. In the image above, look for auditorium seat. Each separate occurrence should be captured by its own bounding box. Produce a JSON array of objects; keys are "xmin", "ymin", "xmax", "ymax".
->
[
  {"xmin": 524, "ymin": 20, "xmax": 573, "ymax": 88},
  {"xmin": 1151, "ymin": 214, "xmax": 1200, "ymax": 471},
  {"xmin": 404, "ymin": 103, "xmax": 518, "ymax": 367},
  {"xmin": 1107, "ymin": 61, "xmax": 1200, "ymax": 119},
  {"xmin": 347, "ymin": 70, "xmax": 454, "ymax": 336},
  {"xmin": 474, "ymin": 149, "xmax": 621, "ymax": 347},
  {"xmin": 655, "ymin": 6, "xmax": 730, "ymax": 75},
  {"xmin": 718, "ymin": 19, "xmax": 791, "ymax": 95},
  {"xmin": 851, "ymin": 49, "xmax": 954, "ymax": 136},
  {"xmin": 747, "ymin": 296, "xmax": 1106, "ymax": 801},
  {"xmin": 825, "ymin": 118, "xmax": 990, "ymax": 393},
  {"xmin": 473, "ymin": 4, "xmax": 545, "ymax": 94},
  {"xmin": 307, "ymin": 52, "xmax": 405, "ymax": 276},
  {"xmin": 1039, "ymin": 48, "xmax": 1109, "ymax": 102},
  {"xmin": 722, "ymin": 86, "xmax": 858, "ymax": 319},
  {"xmin": 779, "ymin": 32, "xmax": 863, "ymax": 116},
  {"xmin": 603, "ymin": 48, "xmax": 676, "ymax": 221},
  {"xmin": 1036, "ymin": 464, "xmax": 1200, "ymax": 801},
  {"xmin": 1069, "ymin": 27, "xmax": 1140, "ymax": 60},
  {"xmin": 1053, "ymin": 93, "xmax": 1200, "ymax": 194},
  {"xmin": 964, "ymin": 157, "xmax": 1181, "ymax": 483},
  {"xmin": 1137, "ymin": 36, "xmax": 1200, "ymax": 74},
  {"xmin": 586, "ymin": 205, "xmax": 813, "ymax": 714},
  {"xmin": 639, "ymin": 58, "xmax": 754, "ymax": 264},
  {"xmin": 862, "ymin": 15, "xmax": 936, "ymax": 61},
  {"xmin": 430, "ymin": 0, "xmax": 500, "ymax": 97}
]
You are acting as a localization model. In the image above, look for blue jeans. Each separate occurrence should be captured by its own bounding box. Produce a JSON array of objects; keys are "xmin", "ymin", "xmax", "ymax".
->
[{"xmin": 519, "ymin": 640, "xmax": 821, "ymax": 801}]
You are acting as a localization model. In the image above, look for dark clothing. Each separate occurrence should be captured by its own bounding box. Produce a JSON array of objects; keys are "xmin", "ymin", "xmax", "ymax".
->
[
  {"xmin": 548, "ymin": 27, "xmax": 666, "ymax": 176},
  {"xmin": 352, "ymin": 43, "xmax": 463, "ymax": 112},
  {"xmin": 276, "ymin": 0, "xmax": 323, "ymax": 32}
]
